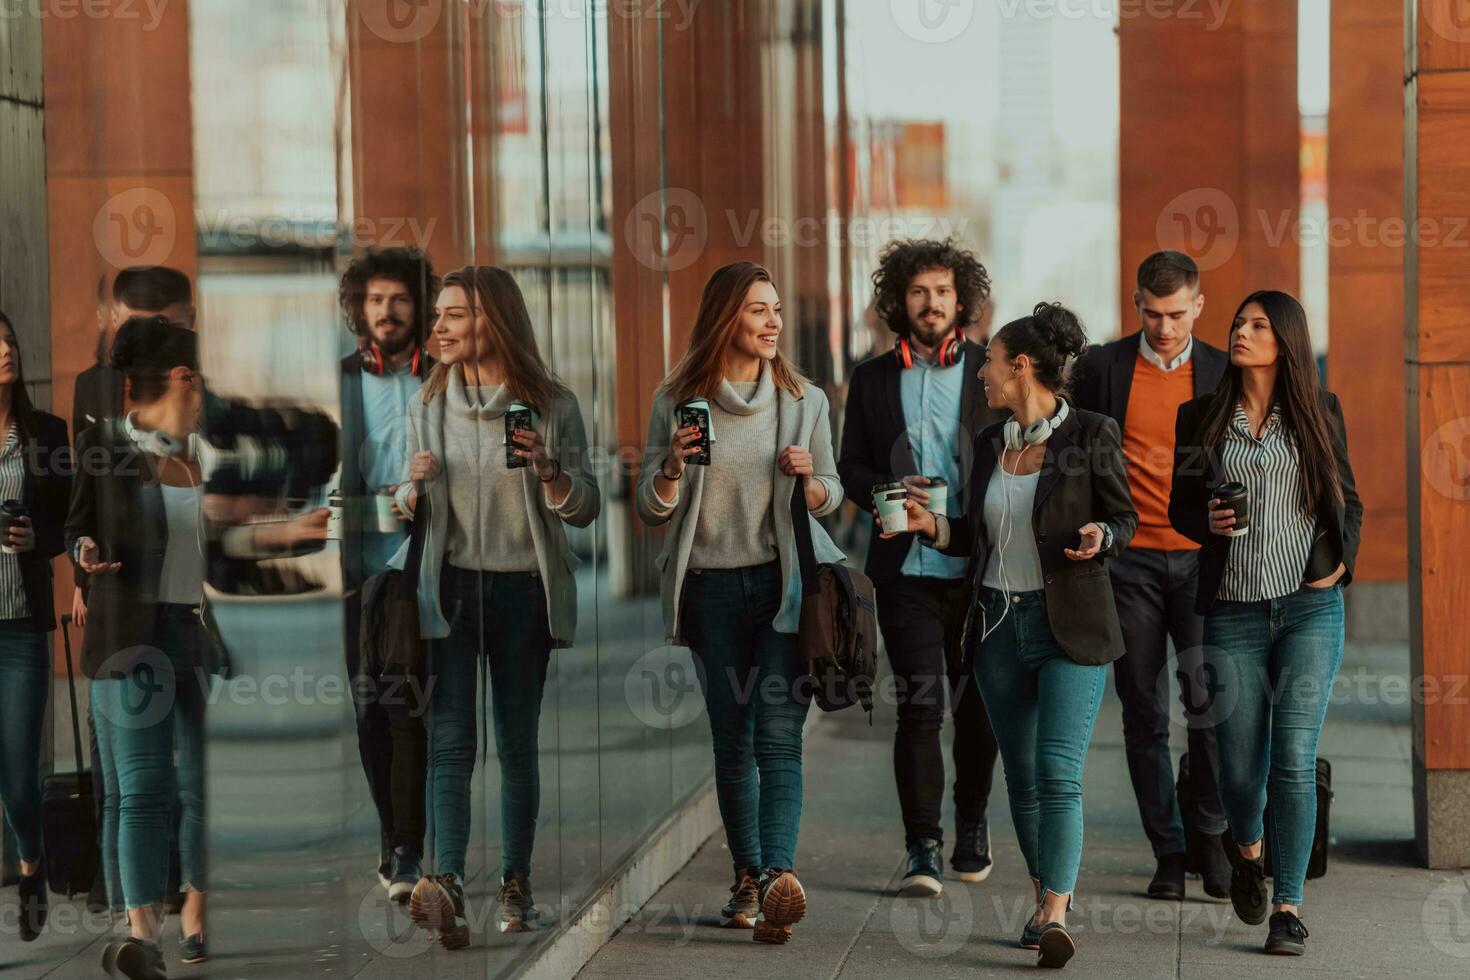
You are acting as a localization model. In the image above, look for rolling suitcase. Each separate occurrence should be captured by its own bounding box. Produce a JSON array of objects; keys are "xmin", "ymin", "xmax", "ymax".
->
[
  {"xmin": 1265, "ymin": 757, "xmax": 1332, "ymax": 880},
  {"xmin": 42, "ymin": 614, "xmax": 99, "ymax": 897}
]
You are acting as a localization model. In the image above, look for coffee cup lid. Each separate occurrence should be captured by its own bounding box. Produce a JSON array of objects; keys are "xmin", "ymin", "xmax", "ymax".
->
[
  {"xmin": 874, "ymin": 481, "xmax": 906, "ymax": 493},
  {"xmin": 925, "ymin": 477, "xmax": 947, "ymax": 487}
]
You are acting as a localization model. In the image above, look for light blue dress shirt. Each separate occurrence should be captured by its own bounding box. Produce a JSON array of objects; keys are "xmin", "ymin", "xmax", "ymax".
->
[
  {"xmin": 899, "ymin": 349, "xmax": 967, "ymax": 579},
  {"xmin": 358, "ymin": 361, "xmax": 416, "ymax": 574}
]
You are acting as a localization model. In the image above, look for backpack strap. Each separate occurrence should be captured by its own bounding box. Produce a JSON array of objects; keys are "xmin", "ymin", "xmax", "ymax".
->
[{"xmin": 789, "ymin": 478, "xmax": 820, "ymax": 596}]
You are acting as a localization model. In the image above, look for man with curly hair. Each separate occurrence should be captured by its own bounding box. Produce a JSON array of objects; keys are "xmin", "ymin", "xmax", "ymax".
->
[
  {"xmin": 838, "ymin": 239, "xmax": 1005, "ymax": 895},
  {"xmin": 336, "ymin": 246, "xmax": 438, "ymax": 903}
]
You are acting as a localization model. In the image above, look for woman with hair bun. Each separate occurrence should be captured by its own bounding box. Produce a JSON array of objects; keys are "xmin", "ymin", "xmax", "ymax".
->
[{"xmin": 884, "ymin": 302, "xmax": 1137, "ymax": 969}]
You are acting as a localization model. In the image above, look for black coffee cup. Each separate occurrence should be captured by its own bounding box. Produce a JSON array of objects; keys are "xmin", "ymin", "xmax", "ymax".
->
[
  {"xmin": 1212, "ymin": 481, "xmax": 1251, "ymax": 537},
  {"xmin": 1, "ymin": 499, "xmax": 28, "ymax": 555}
]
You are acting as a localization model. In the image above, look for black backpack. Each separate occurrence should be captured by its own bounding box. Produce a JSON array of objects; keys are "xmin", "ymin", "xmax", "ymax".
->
[{"xmin": 790, "ymin": 482, "xmax": 879, "ymax": 717}]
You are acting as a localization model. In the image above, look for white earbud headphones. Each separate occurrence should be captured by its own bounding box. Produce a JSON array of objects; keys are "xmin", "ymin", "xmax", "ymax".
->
[{"xmin": 981, "ymin": 397, "xmax": 1070, "ymax": 644}]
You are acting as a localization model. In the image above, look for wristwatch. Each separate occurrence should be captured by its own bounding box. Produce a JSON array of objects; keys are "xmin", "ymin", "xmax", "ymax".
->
[{"xmin": 1096, "ymin": 522, "xmax": 1114, "ymax": 553}]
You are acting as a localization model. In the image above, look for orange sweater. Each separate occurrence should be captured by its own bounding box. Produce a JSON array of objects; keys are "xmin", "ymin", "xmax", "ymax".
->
[{"xmin": 1122, "ymin": 353, "xmax": 1198, "ymax": 551}]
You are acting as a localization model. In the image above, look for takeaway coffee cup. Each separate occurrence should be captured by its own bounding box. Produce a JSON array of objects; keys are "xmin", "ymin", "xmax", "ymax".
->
[
  {"xmin": 1213, "ymin": 481, "xmax": 1251, "ymax": 537},
  {"xmin": 326, "ymin": 490, "xmax": 344, "ymax": 541},
  {"xmin": 1, "ymin": 499, "xmax": 28, "ymax": 554},
  {"xmin": 874, "ymin": 482, "xmax": 909, "ymax": 533},
  {"xmin": 374, "ymin": 486, "xmax": 400, "ymax": 532},
  {"xmin": 924, "ymin": 477, "xmax": 949, "ymax": 517}
]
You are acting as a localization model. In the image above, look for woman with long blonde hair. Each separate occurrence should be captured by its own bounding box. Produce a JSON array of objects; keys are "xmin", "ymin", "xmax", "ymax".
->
[
  {"xmin": 637, "ymin": 261, "xmax": 845, "ymax": 944},
  {"xmin": 394, "ymin": 265, "xmax": 600, "ymax": 947}
]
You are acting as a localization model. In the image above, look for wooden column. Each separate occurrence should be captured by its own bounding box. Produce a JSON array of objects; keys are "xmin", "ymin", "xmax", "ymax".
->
[
  {"xmin": 1407, "ymin": 0, "xmax": 1470, "ymax": 868},
  {"xmin": 1120, "ymin": 1, "xmax": 1300, "ymax": 348},
  {"xmin": 345, "ymin": 0, "xmax": 498, "ymax": 274},
  {"xmin": 40, "ymin": 0, "xmax": 198, "ymax": 668},
  {"xmin": 1329, "ymin": 2, "xmax": 1406, "ymax": 584},
  {"xmin": 42, "ymin": 1, "xmax": 198, "ymax": 442}
]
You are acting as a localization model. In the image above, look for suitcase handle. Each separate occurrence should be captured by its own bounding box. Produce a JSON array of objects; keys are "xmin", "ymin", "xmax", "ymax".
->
[{"xmin": 59, "ymin": 614, "xmax": 86, "ymax": 775}]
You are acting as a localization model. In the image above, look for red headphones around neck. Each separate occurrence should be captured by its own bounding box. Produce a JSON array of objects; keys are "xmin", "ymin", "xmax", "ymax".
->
[
  {"xmin": 894, "ymin": 327, "xmax": 964, "ymax": 369},
  {"xmin": 361, "ymin": 344, "xmax": 424, "ymax": 377}
]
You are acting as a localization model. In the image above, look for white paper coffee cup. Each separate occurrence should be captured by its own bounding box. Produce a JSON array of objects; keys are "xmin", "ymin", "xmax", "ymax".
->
[
  {"xmin": 925, "ymin": 478, "xmax": 949, "ymax": 517},
  {"xmin": 875, "ymin": 483, "xmax": 909, "ymax": 534}
]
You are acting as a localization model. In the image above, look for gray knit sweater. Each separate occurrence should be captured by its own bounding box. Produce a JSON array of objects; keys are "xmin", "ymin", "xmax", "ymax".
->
[
  {"xmin": 678, "ymin": 366, "xmax": 780, "ymax": 569},
  {"xmin": 441, "ymin": 375, "xmax": 538, "ymax": 572}
]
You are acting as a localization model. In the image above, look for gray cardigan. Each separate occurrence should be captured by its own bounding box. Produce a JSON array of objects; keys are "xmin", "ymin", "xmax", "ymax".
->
[
  {"xmin": 390, "ymin": 384, "xmax": 600, "ymax": 647},
  {"xmin": 636, "ymin": 380, "xmax": 846, "ymax": 644}
]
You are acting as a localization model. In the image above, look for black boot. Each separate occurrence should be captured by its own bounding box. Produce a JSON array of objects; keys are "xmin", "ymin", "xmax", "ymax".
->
[
  {"xmin": 18, "ymin": 862, "xmax": 48, "ymax": 941},
  {"xmin": 951, "ymin": 813, "xmax": 993, "ymax": 883},
  {"xmin": 1147, "ymin": 851, "xmax": 1187, "ymax": 900},
  {"xmin": 899, "ymin": 838, "xmax": 943, "ymax": 897}
]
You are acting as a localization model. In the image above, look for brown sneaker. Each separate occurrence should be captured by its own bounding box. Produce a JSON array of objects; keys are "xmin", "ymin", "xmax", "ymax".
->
[
  {"xmin": 409, "ymin": 873, "xmax": 470, "ymax": 950},
  {"xmin": 497, "ymin": 871, "xmax": 535, "ymax": 933},
  {"xmin": 752, "ymin": 868, "xmax": 806, "ymax": 944},
  {"xmin": 721, "ymin": 867, "xmax": 761, "ymax": 928}
]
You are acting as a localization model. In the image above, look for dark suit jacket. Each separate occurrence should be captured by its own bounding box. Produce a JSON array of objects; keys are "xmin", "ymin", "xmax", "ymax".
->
[
  {"xmin": 938, "ymin": 403, "xmax": 1139, "ymax": 666},
  {"xmin": 11, "ymin": 412, "xmax": 72, "ymax": 632},
  {"xmin": 339, "ymin": 352, "xmax": 432, "ymax": 591},
  {"xmin": 1168, "ymin": 389, "xmax": 1363, "ymax": 616},
  {"xmin": 837, "ymin": 341, "xmax": 1007, "ymax": 585},
  {"xmin": 72, "ymin": 361, "xmax": 126, "ymax": 442},
  {"xmin": 64, "ymin": 420, "xmax": 225, "ymax": 678},
  {"xmin": 1069, "ymin": 332, "xmax": 1229, "ymax": 429}
]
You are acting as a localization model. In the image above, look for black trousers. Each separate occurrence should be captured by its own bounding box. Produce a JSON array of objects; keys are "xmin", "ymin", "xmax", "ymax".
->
[
  {"xmin": 1109, "ymin": 547, "xmax": 1227, "ymax": 858},
  {"xmin": 876, "ymin": 576, "xmax": 999, "ymax": 848},
  {"xmin": 345, "ymin": 592, "xmax": 427, "ymax": 856}
]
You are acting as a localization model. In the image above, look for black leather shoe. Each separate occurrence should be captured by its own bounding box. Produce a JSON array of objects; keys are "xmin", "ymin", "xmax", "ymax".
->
[
  {"xmin": 1222, "ymin": 830, "xmax": 1269, "ymax": 925},
  {"xmin": 387, "ymin": 846, "xmax": 422, "ymax": 905},
  {"xmin": 1264, "ymin": 910, "xmax": 1308, "ymax": 955},
  {"xmin": 113, "ymin": 937, "xmax": 167, "ymax": 979},
  {"xmin": 1199, "ymin": 833, "xmax": 1232, "ymax": 899},
  {"xmin": 18, "ymin": 864, "xmax": 48, "ymax": 941},
  {"xmin": 1147, "ymin": 851, "xmax": 1187, "ymax": 901},
  {"xmin": 899, "ymin": 837, "xmax": 943, "ymax": 897},
  {"xmin": 1036, "ymin": 922, "xmax": 1076, "ymax": 968},
  {"xmin": 951, "ymin": 814, "xmax": 993, "ymax": 883}
]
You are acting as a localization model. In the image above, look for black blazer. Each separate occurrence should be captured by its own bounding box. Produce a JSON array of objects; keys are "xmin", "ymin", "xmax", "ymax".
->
[
  {"xmin": 9, "ymin": 412, "xmax": 72, "ymax": 632},
  {"xmin": 338, "ymin": 352, "xmax": 433, "ymax": 590},
  {"xmin": 939, "ymin": 403, "xmax": 1138, "ymax": 666},
  {"xmin": 837, "ymin": 340, "xmax": 1007, "ymax": 585},
  {"xmin": 1169, "ymin": 390, "xmax": 1363, "ymax": 616},
  {"xmin": 1069, "ymin": 332, "xmax": 1230, "ymax": 428},
  {"xmin": 72, "ymin": 360, "xmax": 126, "ymax": 442},
  {"xmin": 65, "ymin": 419, "xmax": 222, "ymax": 678}
]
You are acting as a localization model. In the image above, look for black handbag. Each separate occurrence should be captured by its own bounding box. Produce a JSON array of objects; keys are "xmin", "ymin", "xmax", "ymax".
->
[
  {"xmin": 360, "ymin": 482, "xmax": 430, "ymax": 677},
  {"xmin": 790, "ymin": 480, "xmax": 879, "ymax": 716}
]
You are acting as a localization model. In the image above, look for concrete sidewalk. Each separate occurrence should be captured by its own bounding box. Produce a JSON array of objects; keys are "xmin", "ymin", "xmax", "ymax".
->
[{"xmin": 577, "ymin": 639, "xmax": 1470, "ymax": 979}]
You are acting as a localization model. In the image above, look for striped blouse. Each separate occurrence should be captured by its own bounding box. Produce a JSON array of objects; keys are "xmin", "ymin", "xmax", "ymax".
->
[
  {"xmin": 1216, "ymin": 402, "xmax": 1317, "ymax": 602},
  {"xmin": 0, "ymin": 424, "xmax": 27, "ymax": 619}
]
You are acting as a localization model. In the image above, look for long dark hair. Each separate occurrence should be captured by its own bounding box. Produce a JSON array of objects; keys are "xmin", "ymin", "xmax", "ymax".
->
[
  {"xmin": 0, "ymin": 310, "xmax": 38, "ymax": 445},
  {"xmin": 1197, "ymin": 291, "xmax": 1342, "ymax": 513}
]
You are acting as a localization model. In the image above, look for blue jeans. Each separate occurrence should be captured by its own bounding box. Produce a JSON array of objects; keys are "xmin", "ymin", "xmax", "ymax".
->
[
  {"xmin": 0, "ymin": 621, "xmax": 49, "ymax": 863},
  {"xmin": 972, "ymin": 587, "xmax": 1106, "ymax": 899},
  {"xmin": 681, "ymin": 561, "xmax": 811, "ymax": 871},
  {"xmin": 430, "ymin": 565, "xmax": 551, "ymax": 881},
  {"xmin": 91, "ymin": 604, "xmax": 207, "ymax": 909},
  {"xmin": 1203, "ymin": 582, "xmax": 1345, "ymax": 906}
]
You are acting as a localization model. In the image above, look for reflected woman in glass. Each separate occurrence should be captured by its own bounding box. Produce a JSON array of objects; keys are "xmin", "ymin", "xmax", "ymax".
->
[
  {"xmin": 67, "ymin": 317, "xmax": 214, "ymax": 977},
  {"xmin": 636, "ymin": 261, "xmax": 845, "ymax": 944},
  {"xmin": 395, "ymin": 266, "xmax": 600, "ymax": 947},
  {"xmin": 0, "ymin": 311, "xmax": 72, "ymax": 943}
]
